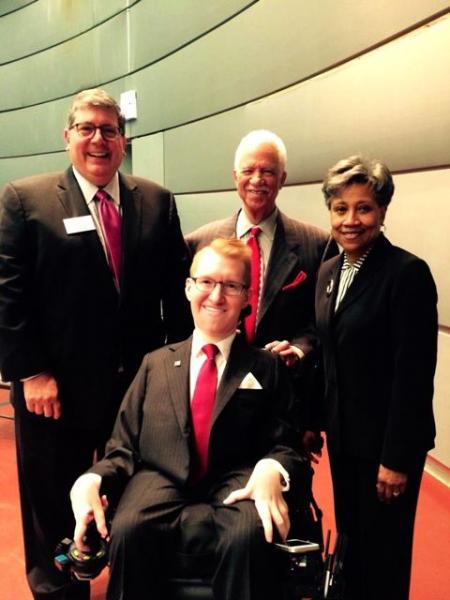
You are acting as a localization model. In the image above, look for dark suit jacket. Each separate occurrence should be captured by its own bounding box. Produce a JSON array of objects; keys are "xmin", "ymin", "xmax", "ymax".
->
[
  {"xmin": 0, "ymin": 168, "xmax": 192, "ymax": 428},
  {"xmin": 91, "ymin": 334, "xmax": 305, "ymax": 497},
  {"xmin": 186, "ymin": 210, "xmax": 337, "ymax": 355},
  {"xmin": 315, "ymin": 234, "xmax": 437, "ymax": 472}
]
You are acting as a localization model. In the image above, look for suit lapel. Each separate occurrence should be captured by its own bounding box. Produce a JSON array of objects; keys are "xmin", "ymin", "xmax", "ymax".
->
[
  {"xmin": 163, "ymin": 335, "xmax": 254, "ymax": 434},
  {"xmin": 212, "ymin": 335, "xmax": 255, "ymax": 425},
  {"xmin": 334, "ymin": 236, "xmax": 390, "ymax": 317},
  {"xmin": 164, "ymin": 339, "xmax": 191, "ymax": 434},
  {"xmin": 317, "ymin": 255, "xmax": 342, "ymax": 328},
  {"xmin": 56, "ymin": 168, "xmax": 92, "ymax": 218},
  {"xmin": 258, "ymin": 214, "xmax": 300, "ymax": 323},
  {"xmin": 119, "ymin": 173, "xmax": 142, "ymax": 290},
  {"xmin": 56, "ymin": 168, "xmax": 114, "ymax": 282}
]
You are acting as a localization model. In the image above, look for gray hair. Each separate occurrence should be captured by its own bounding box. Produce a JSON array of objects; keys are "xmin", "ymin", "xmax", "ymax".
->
[
  {"xmin": 322, "ymin": 155, "xmax": 394, "ymax": 208},
  {"xmin": 67, "ymin": 88, "xmax": 125, "ymax": 133},
  {"xmin": 234, "ymin": 130, "xmax": 287, "ymax": 172}
]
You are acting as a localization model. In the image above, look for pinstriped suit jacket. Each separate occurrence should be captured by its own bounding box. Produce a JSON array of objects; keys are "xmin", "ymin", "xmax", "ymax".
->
[
  {"xmin": 0, "ymin": 167, "xmax": 192, "ymax": 429},
  {"xmin": 92, "ymin": 334, "xmax": 305, "ymax": 497},
  {"xmin": 185, "ymin": 210, "xmax": 336, "ymax": 356}
]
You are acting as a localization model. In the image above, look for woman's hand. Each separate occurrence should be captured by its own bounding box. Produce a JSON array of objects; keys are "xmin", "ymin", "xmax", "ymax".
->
[
  {"xmin": 376, "ymin": 464, "xmax": 408, "ymax": 503},
  {"xmin": 264, "ymin": 340, "xmax": 304, "ymax": 368}
]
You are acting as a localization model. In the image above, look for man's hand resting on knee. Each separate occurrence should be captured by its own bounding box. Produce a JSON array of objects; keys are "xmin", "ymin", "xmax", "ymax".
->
[
  {"xmin": 222, "ymin": 459, "xmax": 290, "ymax": 543},
  {"xmin": 70, "ymin": 473, "xmax": 109, "ymax": 551}
]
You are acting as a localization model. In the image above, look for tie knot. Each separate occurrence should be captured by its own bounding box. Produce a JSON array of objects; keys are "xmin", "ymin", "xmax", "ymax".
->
[
  {"xmin": 95, "ymin": 189, "xmax": 112, "ymax": 203},
  {"xmin": 202, "ymin": 344, "xmax": 218, "ymax": 360},
  {"xmin": 250, "ymin": 226, "xmax": 261, "ymax": 238}
]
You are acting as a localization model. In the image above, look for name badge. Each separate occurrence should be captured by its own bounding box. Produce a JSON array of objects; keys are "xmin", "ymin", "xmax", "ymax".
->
[{"xmin": 63, "ymin": 215, "xmax": 96, "ymax": 234}]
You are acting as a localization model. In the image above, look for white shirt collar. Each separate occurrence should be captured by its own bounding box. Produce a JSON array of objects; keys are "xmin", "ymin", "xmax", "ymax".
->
[
  {"xmin": 236, "ymin": 207, "xmax": 278, "ymax": 241},
  {"xmin": 72, "ymin": 167, "xmax": 120, "ymax": 207},
  {"xmin": 191, "ymin": 329, "xmax": 236, "ymax": 361},
  {"xmin": 341, "ymin": 246, "xmax": 372, "ymax": 271}
]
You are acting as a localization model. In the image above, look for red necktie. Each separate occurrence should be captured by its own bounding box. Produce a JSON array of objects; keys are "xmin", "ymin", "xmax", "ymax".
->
[
  {"xmin": 244, "ymin": 227, "xmax": 262, "ymax": 343},
  {"xmin": 191, "ymin": 344, "xmax": 219, "ymax": 482},
  {"xmin": 95, "ymin": 189, "xmax": 122, "ymax": 287}
]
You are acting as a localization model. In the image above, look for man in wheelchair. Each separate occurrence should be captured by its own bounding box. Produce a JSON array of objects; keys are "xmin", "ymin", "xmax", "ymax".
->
[{"xmin": 70, "ymin": 238, "xmax": 310, "ymax": 600}]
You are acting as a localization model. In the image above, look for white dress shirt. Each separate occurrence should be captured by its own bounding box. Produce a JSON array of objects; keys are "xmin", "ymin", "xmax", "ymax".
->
[
  {"xmin": 72, "ymin": 167, "xmax": 121, "ymax": 260},
  {"xmin": 334, "ymin": 247, "xmax": 372, "ymax": 311},
  {"xmin": 236, "ymin": 208, "xmax": 278, "ymax": 283},
  {"xmin": 189, "ymin": 329, "xmax": 235, "ymax": 400},
  {"xmin": 189, "ymin": 328, "xmax": 290, "ymax": 490}
]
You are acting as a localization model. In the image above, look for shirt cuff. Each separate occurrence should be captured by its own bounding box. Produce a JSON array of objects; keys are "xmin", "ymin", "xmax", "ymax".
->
[{"xmin": 20, "ymin": 371, "xmax": 46, "ymax": 382}]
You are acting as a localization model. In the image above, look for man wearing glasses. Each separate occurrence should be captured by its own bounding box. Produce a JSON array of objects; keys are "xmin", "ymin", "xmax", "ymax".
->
[
  {"xmin": 0, "ymin": 88, "xmax": 191, "ymax": 600},
  {"xmin": 186, "ymin": 130, "xmax": 337, "ymax": 368},
  {"xmin": 186, "ymin": 131, "xmax": 337, "ymax": 462},
  {"xmin": 70, "ymin": 238, "xmax": 306, "ymax": 600}
]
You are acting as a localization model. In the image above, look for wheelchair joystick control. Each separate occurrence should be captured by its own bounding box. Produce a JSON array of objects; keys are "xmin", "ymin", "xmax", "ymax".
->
[{"xmin": 54, "ymin": 521, "xmax": 108, "ymax": 580}]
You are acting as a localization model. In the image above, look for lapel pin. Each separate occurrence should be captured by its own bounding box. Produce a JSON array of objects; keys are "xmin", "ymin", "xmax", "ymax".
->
[
  {"xmin": 326, "ymin": 279, "xmax": 334, "ymax": 297},
  {"xmin": 174, "ymin": 360, "xmax": 181, "ymax": 367}
]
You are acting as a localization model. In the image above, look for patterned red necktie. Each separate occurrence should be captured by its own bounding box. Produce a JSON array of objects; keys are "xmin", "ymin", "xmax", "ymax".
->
[
  {"xmin": 244, "ymin": 227, "xmax": 262, "ymax": 343},
  {"xmin": 191, "ymin": 344, "xmax": 219, "ymax": 482},
  {"xmin": 95, "ymin": 189, "xmax": 122, "ymax": 288}
]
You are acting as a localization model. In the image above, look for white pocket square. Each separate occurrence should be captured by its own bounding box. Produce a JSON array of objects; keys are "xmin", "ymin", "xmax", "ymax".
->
[{"xmin": 239, "ymin": 372, "xmax": 263, "ymax": 390}]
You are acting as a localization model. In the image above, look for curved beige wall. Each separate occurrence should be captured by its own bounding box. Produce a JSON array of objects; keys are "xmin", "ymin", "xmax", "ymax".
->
[{"xmin": 1, "ymin": 0, "xmax": 449, "ymax": 472}]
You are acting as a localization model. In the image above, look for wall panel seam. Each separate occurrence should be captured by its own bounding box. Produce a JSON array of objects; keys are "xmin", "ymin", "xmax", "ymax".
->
[
  {"xmin": 0, "ymin": 1, "xmax": 257, "ymax": 99},
  {"xmin": 1, "ymin": 4, "xmax": 447, "ymax": 116},
  {"xmin": 0, "ymin": 0, "xmax": 37, "ymax": 19},
  {"xmin": 156, "ymin": 164, "xmax": 450, "ymax": 196},
  {"xmin": 0, "ymin": 0, "xmax": 142, "ymax": 67},
  {"xmin": 2, "ymin": 155, "xmax": 449, "ymax": 176}
]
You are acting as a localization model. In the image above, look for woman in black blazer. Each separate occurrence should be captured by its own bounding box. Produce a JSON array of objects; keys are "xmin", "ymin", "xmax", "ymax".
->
[{"xmin": 315, "ymin": 156, "xmax": 438, "ymax": 600}]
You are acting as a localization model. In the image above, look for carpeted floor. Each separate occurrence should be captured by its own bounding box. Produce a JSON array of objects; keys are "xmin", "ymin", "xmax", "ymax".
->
[{"xmin": 0, "ymin": 388, "xmax": 448, "ymax": 599}]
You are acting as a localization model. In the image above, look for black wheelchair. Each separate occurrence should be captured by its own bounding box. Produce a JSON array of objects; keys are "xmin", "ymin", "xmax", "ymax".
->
[
  {"xmin": 164, "ymin": 488, "xmax": 346, "ymax": 600},
  {"xmin": 56, "ymin": 468, "xmax": 346, "ymax": 600}
]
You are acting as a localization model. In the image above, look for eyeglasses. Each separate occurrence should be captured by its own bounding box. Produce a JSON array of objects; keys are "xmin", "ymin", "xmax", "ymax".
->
[
  {"xmin": 70, "ymin": 122, "xmax": 123, "ymax": 140},
  {"xmin": 190, "ymin": 277, "xmax": 248, "ymax": 296}
]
